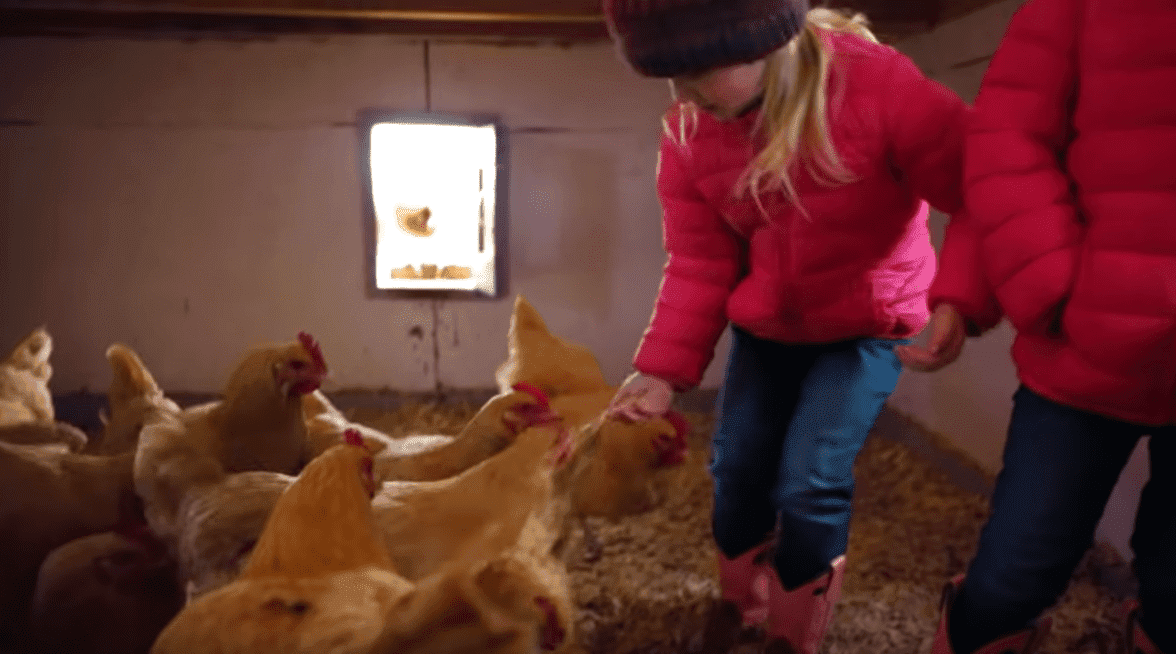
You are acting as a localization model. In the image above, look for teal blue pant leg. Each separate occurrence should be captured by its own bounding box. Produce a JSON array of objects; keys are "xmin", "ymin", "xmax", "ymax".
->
[{"xmin": 770, "ymin": 337, "xmax": 904, "ymax": 589}]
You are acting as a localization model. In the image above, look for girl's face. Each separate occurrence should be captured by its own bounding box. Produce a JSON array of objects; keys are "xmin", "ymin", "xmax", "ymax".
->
[{"xmin": 670, "ymin": 60, "xmax": 767, "ymax": 121}]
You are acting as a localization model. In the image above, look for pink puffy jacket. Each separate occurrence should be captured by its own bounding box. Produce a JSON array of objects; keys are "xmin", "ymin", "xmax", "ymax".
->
[
  {"xmin": 961, "ymin": 0, "xmax": 1176, "ymax": 425},
  {"xmin": 633, "ymin": 31, "xmax": 999, "ymax": 391}
]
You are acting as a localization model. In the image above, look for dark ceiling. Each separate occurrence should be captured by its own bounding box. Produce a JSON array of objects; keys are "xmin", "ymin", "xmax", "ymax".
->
[{"xmin": 0, "ymin": 0, "xmax": 1006, "ymax": 43}]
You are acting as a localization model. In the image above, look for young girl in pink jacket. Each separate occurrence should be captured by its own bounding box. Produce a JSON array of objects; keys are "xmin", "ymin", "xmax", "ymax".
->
[
  {"xmin": 601, "ymin": 1, "xmax": 997, "ymax": 652},
  {"xmin": 903, "ymin": 0, "xmax": 1176, "ymax": 652}
]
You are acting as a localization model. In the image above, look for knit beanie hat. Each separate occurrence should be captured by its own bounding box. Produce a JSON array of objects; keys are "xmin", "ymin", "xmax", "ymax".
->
[{"xmin": 604, "ymin": 0, "xmax": 809, "ymax": 78}]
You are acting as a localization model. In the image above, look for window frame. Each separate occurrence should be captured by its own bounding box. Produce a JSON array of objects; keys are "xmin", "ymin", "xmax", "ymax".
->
[{"xmin": 357, "ymin": 108, "xmax": 510, "ymax": 301}]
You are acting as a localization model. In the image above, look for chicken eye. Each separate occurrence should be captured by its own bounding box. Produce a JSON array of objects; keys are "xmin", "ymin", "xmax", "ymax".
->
[{"xmin": 289, "ymin": 361, "xmax": 307, "ymax": 371}]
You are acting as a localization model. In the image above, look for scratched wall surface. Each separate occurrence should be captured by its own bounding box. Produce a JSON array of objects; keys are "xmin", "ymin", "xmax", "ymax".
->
[{"xmin": 0, "ymin": 35, "xmax": 693, "ymax": 394}]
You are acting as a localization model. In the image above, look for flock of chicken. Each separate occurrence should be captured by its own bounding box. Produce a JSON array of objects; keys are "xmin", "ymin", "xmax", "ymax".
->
[{"xmin": 0, "ymin": 296, "xmax": 692, "ymax": 654}]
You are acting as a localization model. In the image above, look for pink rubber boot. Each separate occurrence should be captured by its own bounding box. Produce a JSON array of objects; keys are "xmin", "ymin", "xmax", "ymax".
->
[
  {"xmin": 1122, "ymin": 599, "xmax": 1165, "ymax": 654},
  {"xmin": 930, "ymin": 574, "xmax": 1052, "ymax": 654},
  {"xmin": 717, "ymin": 542, "xmax": 774, "ymax": 627},
  {"xmin": 761, "ymin": 555, "xmax": 845, "ymax": 654}
]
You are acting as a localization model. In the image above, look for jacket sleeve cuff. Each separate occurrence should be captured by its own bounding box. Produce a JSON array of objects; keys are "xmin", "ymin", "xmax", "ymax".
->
[{"xmin": 633, "ymin": 337, "xmax": 711, "ymax": 393}]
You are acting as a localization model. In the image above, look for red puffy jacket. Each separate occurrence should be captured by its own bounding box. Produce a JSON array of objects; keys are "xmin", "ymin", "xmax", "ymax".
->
[
  {"xmin": 962, "ymin": 0, "xmax": 1176, "ymax": 425},
  {"xmin": 633, "ymin": 31, "xmax": 1000, "ymax": 391}
]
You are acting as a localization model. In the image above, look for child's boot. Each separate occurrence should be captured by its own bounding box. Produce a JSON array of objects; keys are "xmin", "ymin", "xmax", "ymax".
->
[
  {"xmin": 716, "ymin": 541, "xmax": 773, "ymax": 626},
  {"xmin": 760, "ymin": 555, "xmax": 845, "ymax": 654},
  {"xmin": 930, "ymin": 574, "xmax": 1052, "ymax": 654}
]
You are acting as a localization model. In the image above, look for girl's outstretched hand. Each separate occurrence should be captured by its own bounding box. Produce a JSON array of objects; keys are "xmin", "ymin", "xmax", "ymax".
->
[
  {"xmin": 896, "ymin": 303, "xmax": 966, "ymax": 372},
  {"xmin": 607, "ymin": 372, "xmax": 674, "ymax": 421}
]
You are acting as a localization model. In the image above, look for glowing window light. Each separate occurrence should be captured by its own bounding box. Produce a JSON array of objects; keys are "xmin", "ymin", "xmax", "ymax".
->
[{"xmin": 369, "ymin": 120, "xmax": 498, "ymax": 294}]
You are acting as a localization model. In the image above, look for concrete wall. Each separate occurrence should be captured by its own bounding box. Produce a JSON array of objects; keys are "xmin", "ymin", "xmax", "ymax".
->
[
  {"xmin": 890, "ymin": 0, "xmax": 1149, "ymax": 559},
  {"xmin": 0, "ymin": 35, "xmax": 731, "ymax": 395}
]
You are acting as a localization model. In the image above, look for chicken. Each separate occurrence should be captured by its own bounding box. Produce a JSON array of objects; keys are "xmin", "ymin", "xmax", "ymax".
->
[
  {"xmin": 188, "ymin": 331, "xmax": 331, "ymax": 475},
  {"xmin": 551, "ymin": 409, "xmax": 690, "ymax": 561},
  {"xmin": 149, "ymin": 429, "xmax": 402, "ymax": 654},
  {"xmin": 363, "ymin": 400, "xmax": 575, "ymax": 654},
  {"xmin": 29, "ymin": 525, "xmax": 185, "ymax": 654},
  {"xmin": 494, "ymin": 296, "xmax": 611, "ymax": 398},
  {"xmin": 94, "ymin": 344, "xmax": 180, "ymax": 456},
  {"xmin": 376, "ymin": 387, "xmax": 570, "ymax": 482},
  {"xmin": 370, "ymin": 385, "xmax": 573, "ymax": 581},
  {"xmin": 369, "ymin": 550, "xmax": 570, "ymax": 654},
  {"xmin": 304, "ymin": 386, "xmax": 563, "ymax": 483},
  {"xmin": 176, "ymin": 469, "xmax": 295, "ymax": 601},
  {"xmin": 0, "ymin": 442, "xmax": 145, "ymax": 646},
  {"xmin": 366, "ymin": 385, "xmax": 579, "ymax": 652},
  {"xmin": 0, "ymin": 419, "xmax": 89, "ymax": 454},
  {"xmin": 133, "ymin": 332, "xmax": 329, "ymax": 550},
  {"xmin": 241, "ymin": 430, "xmax": 390, "ymax": 579},
  {"xmin": 0, "ymin": 326, "xmax": 55, "ymax": 425},
  {"xmin": 103, "ymin": 343, "xmax": 308, "ymax": 601},
  {"xmin": 302, "ymin": 389, "xmax": 414, "ymax": 458},
  {"xmin": 494, "ymin": 295, "xmax": 693, "ymax": 561},
  {"xmin": 151, "ymin": 429, "xmax": 567, "ymax": 654},
  {"xmin": 396, "ymin": 205, "xmax": 434, "ymax": 237},
  {"xmin": 0, "ymin": 326, "xmax": 90, "ymax": 453},
  {"xmin": 132, "ymin": 402, "xmax": 296, "ymax": 601}
]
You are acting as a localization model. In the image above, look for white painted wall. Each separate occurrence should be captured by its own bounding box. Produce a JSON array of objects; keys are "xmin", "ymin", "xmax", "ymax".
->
[
  {"xmin": 890, "ymin": 0, "xmax": 1149, "ymax": 559},
  {"xmin": 0, "ymin": 35, "xmax": 733, "ymax": 395}
]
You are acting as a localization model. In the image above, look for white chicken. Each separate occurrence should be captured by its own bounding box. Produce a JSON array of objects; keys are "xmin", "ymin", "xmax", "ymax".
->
[
  {"xmin": 0, "ymin": 326, "xmax": 55, "ymax": 425},
  {"xmin": 0, "ymin": 326, "xmax": 89, "ymax": 453}
]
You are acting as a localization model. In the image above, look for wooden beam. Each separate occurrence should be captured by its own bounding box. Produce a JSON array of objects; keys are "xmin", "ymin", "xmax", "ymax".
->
[
  {"xmin": 0, "ymin": 6, "xmax": 614, "ymax": 40},
  {"xmin": 0, "ymin": 0, "xmax": 935, "ymax": 42},
  {"xmin": 0, "ymin": 0, "xmax": 604, "ymax": 21},
  {"xmin": 826, "ymin": 0, "xmax": 935, "ymax": 23}
]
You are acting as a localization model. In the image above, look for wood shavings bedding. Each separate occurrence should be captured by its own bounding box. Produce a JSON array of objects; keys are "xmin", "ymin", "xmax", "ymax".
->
[{"xmin": 354, "ymin": 403, "xmax": 1130, "ymax": 654}]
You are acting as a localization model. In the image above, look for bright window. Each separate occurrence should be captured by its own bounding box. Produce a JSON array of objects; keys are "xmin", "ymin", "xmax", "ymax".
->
[{"xmin": 363, "ymin": 115, "xmax": 502, "ymax": 296}]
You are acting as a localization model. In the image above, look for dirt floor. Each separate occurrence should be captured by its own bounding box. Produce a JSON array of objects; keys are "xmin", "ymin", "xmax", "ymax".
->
[{"xmin": 354, "ymin": 400, "xmax": 1133, "ymax": 654}]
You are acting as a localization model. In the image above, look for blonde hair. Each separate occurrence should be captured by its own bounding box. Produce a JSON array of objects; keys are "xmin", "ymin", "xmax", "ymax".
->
[{"xmin": 664, "ymin": 8, "xmax": 879, "ymax": 217}]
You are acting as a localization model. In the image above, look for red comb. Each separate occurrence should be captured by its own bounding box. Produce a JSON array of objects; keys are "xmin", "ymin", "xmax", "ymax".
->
[
  {"xmin": 652, "ymin": 411, "xmax": 689, "ymax": 468},
  {"xmin": 343, "ymin": 428, "xmax": 364, "ymax": 448},
  {"xmin": 114, "ymin": 522, "xmax": 168, "ymax": 559},
  {"xmin": 664, "ymin": 410, "xmax": 690, "ymax": 441},
  {"xmin": 534, "ymin": 597, "xmax": 566, "ymax": 650},
  {"xmin": 297, "ymin": 332, "xmax": 327, "ymax": 372},
  {"xmin": 511, "ymin": 381, "xmax": 550, "ymax": 409}
]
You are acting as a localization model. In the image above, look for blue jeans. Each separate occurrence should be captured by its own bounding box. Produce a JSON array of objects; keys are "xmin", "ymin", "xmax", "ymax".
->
[
  {"xmin": 950, "ymin": 385, "xmax": 1176, "ymax": 654},
  {"xmin": 709, "ymin": 327, "xmax": 905, "ymax": 590}
]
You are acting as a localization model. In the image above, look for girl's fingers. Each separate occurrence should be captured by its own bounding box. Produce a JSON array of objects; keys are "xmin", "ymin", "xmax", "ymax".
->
[{"xmin": 896, "ymin": 345, "xmax": 937, "ymax": 371}]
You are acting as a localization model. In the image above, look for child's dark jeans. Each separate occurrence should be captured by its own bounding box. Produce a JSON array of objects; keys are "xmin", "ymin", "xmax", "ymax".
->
[
  {"xmin": 950, "ymin": 385, "xmax": 1176, "ymax": 654},
  {"xmin": 709, "ymin": 326, "xmax": 905, "ymax": 589}
]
